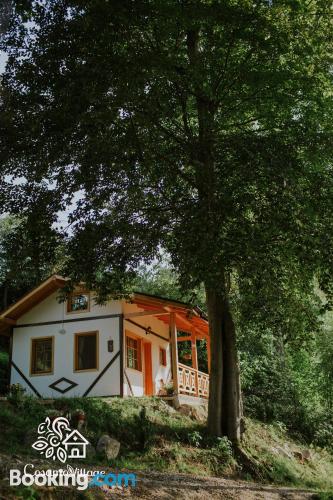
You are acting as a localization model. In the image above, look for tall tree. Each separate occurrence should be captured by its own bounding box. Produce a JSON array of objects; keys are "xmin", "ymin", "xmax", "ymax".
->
[
  {"xmin": 1, "ymin": 1, "xmax": 332, "ymax": 444},
  {"xmin": 0, "ymin": 213, "xmax": 63, "ymax": 310},
  {"xmin": 133, "ymin": 259, "xmax": 206, "ymax": 309}
]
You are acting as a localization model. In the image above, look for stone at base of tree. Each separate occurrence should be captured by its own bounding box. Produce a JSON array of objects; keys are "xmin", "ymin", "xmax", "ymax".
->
[
  {"xmin": 157, "ymin": 399, "xmax": 176, "ymax": 414},
  {"xmin": 293, "ymin": 449, "xmax": 311, "ymax": 463},
  {"xmin": 96, "ymin": 435, "xmax": 120, "ymax": 460},
  {"xmin": 293, "ymin": 450, "xmax": 303, "ymax": 461},
  {"xmin": 178, "ymin": 404, "xmax": 208, "ymax": 422}
]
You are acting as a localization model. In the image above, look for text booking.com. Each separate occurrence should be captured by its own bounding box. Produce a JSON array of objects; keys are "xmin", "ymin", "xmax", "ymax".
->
[
  {"xmin": 10, "ymin": 464, "xmax": 137, "ymax": 491},
  {"xmin": 9, "ymin": 417, "xmax": 136, "ymax": 491}
]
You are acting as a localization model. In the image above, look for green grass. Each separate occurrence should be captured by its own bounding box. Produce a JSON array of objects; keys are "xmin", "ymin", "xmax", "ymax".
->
[
  {"xmin": 1, "ymin": 395, "xmax": 333, "ymax": 493},
  {"xmin": 0, "ymin": 396, "xmax": 234, "ymax": 475},
  {"xmin": 313, "ymin": 493, "xmax": 333, "ymax": 500},
  {"xmin": 242, "ymin": 418, "xmax": 333, "ymax": 492}
]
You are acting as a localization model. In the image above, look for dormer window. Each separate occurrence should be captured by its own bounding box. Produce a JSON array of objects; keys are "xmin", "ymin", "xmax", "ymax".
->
[{"xmin": 67, "ymin": 290, "xmax": 90, "ymax": 313}]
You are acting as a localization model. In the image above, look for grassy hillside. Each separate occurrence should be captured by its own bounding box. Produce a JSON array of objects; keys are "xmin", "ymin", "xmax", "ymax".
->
[{"xmin": 0, "ymin": 395, "xmax": 333, "ymax": 497}]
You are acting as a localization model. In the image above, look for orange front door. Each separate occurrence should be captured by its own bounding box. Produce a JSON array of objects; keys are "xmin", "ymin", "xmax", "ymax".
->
[{"xmin": 143, "ymin": 342, "xmax": 153, "ymax": 396}]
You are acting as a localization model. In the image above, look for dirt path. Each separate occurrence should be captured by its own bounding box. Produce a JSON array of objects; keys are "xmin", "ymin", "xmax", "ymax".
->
[
  {"xmin": 0, "ymin": 455, "xmax": 319, "ymax": 499},
  {"xmin": 125, "ymin": 471, "xmax": 317, "ymax": 499}
]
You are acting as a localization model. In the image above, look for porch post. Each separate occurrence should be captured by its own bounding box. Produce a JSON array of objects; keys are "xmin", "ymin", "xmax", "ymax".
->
[
  {"xmin": 170, "ymin": 312, "xmax": 179, "ymax": 395},
  {"xmin": 191, "ymin": 333, "xmax": 199, "ymax": 396}
]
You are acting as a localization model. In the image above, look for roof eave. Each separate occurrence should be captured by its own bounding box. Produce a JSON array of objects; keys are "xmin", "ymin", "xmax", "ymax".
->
[{"xmin": 0, "ymin": 274, "xmax": 69, "ymax": 324}]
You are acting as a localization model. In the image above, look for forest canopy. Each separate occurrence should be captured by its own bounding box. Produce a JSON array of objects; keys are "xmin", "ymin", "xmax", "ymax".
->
[{"xmin": 0, "ymin": 0, "xmax": 332, "ymax": 442}]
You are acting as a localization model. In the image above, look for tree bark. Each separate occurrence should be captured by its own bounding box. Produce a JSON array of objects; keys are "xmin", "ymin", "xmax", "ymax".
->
[
  {"xmin": 206, "ymin": 288, "xmax": 224, "ymax": 437},
  {"xmin": 206, "ymin": 286, "xmax": 242, "ymax": 445},
  {"xmin": 187, "ymin": 27, "xmax": 242, "ymax": 445},
  {"xmin": 221, "ymin": 294, "xmax": 242, "ymax": 444}
]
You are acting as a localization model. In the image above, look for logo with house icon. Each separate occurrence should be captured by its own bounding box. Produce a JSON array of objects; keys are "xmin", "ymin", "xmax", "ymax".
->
[
  {"xmin": 32, "ymin": 416, "xmax": 89, "ymax": 463},
  {"xmin": 62, "ymin": 429, "xmax": 89, "ymax": 459}
]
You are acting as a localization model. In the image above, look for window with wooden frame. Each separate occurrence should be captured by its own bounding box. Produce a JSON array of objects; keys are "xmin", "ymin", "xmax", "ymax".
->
[
  {"xmin": 74, "ymin": 331, "xmax": 99, "ymax": 371},
  {"xmin": 67, "ymin": 290, "xmax": 90, "ymax": 313},
  {"xmin": 159, "ymin": 347, "xmax": 167, "ymax": 366},
  {"xmin": 30, "ymin": 337, "xmax": 54, "ymax": 375},
  {"xmin": 126, "ymin": 334, "xmax": 142, "ymax": 371}
]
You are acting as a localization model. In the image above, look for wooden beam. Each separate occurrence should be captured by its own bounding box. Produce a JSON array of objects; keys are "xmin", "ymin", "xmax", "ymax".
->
[
  {"xmin": 174, "ymin": 312, "xmax": 193, "ymax": 331},
  {"xmin": 191, "ymin": 334, "xmax": 199, "ymax": 396},
  {"xmin": 133, "ymin": 293, "xmax": 192, "ymax": 311},
  {"xmin": 194, "ymin": 331, "xmax": 209, "ymax": 339},
  {"xmin": 170, "ymin": 312, "xmax": 179, "ymax": 396},
  {"xmin": 177, "ymin": 336, "xmax": 192, "ymax": 342},
  {"xmin": 2, "ymin": 274, "xmax": 67, "ymax": 319},
  {"xmin": 174, "ymin": 312, "xmax": 208, "ymax": 339},
  {"xmin": 191, "ymin": 337, "xmax": 198, "ymax": 370},
  {"xmin": 124, "ymin": 369, "xmax": 134, "ymax": 396},
  {"xmin": 125, "ymin": 318, "xmax": 169, "ymax": 342},
  {"xmin": 0, "ymin": 316, "xmax": 16, "ymax": 326},
  {"xmin": 124, "ymin": 310, "xmax": 168, "ymax": 319}
]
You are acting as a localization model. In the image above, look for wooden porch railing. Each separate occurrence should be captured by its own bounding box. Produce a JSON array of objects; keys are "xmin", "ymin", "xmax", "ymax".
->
[
  {"xmin": 197, "ymin": 370, "xmax": 210, "ymax": 398},
  {"xmin": 178, "ymin": 363, "xmax": 209, "ymax": 398}
]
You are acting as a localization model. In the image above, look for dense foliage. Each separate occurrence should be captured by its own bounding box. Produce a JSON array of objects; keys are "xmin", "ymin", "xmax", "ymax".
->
[
  {"xmin": 0, "ymin": 215, "xmax": 63, "ymax": 310},
  {"xmin": 135, "ymin": 261, "xmax": 333, "ymax": 447},
  {"xmin": 1, "ymin": 0, "xmax": 332, "ymax": 440}
]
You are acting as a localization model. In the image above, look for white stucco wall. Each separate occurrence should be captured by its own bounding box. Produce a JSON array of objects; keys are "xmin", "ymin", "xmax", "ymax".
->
[
  {"xmin": 16, "ymin": 290, "xmax": 122, "ymax": 325},
  {"xmin": 11, "ymin": 292, "xmax": 122, "ymax": 398},
  {"xmin": 10, "ymin": 290, "xmax": 172, "ymax": 399},
  {"xmin": 122, "ymin": 302, "xmax": 171, "ymax": 397}
]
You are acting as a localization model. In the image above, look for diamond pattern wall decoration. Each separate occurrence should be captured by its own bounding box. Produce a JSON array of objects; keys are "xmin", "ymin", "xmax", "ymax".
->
[{"xmin": 49, "ymin": 377, "xmax": 78, "ymax": 394}]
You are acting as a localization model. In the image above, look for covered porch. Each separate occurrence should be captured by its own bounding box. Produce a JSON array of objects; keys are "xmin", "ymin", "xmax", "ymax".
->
[{"xmin": 129, "ymin": 292, "xmax": 210, "ymax": 399}]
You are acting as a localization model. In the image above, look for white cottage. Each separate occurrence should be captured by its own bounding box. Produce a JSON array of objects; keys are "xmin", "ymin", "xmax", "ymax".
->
[{"xmin": 0, "ymin": 275, "xmax": 210, "ymax": 402}]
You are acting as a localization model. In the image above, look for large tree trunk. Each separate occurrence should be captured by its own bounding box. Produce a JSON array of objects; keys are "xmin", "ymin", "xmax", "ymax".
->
[
  {"xmin": 206, "ymin": 288, "xmax": 224, "ymax": 436},
  {"xmin": 221, "ymin": 294, "xmax": 242, "ymax": 443},
  {"xmin": 206, "ymin": 286, "xmax": 242, "ymax": 445},
  {"xmin": 187, "ymin": 26, "xmax": 242, "ymax": 445}
]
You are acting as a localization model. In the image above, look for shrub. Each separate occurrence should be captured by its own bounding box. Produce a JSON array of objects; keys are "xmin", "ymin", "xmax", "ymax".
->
[
  {"xmin": 214, "ymin": 436, "xmax": 233, "ymax": 458},
  {"xmin": 8, "ymin": 383, "xmax": 26, "ymax": 406},
  {"xmin": 0, "ymin": 349, "xmax": 9, "ymax": 395},
  {"xmin": 133, "ymin": 406, "xmax": 153, "ymax": 451},
  {"xmin": 314, "ymin": 420, "xmax": 333, "ymax": 450},
  {"xmin": 205, "ymin": 436, "xmax": 234, "ymax": 475},
  {"xmin": 188, "ymin": 430, "xmax": 203, "ymax": 448}
]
